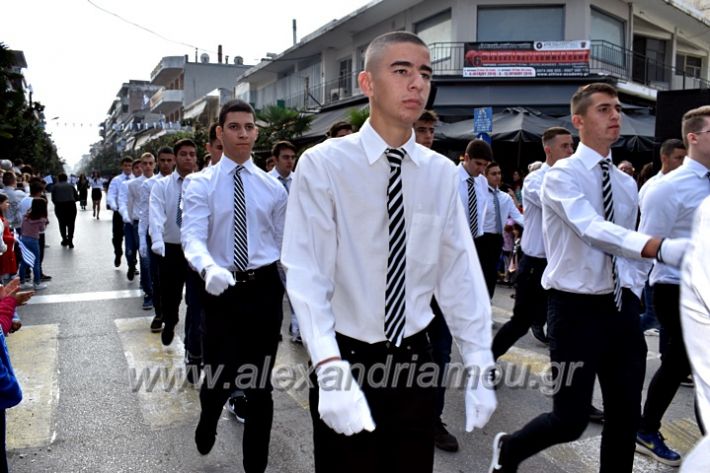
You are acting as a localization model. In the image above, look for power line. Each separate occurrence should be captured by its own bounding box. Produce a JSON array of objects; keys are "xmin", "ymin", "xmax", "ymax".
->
[{"xmin": 86, "ymin": 0, "xmax": 217, "ymax": 54}]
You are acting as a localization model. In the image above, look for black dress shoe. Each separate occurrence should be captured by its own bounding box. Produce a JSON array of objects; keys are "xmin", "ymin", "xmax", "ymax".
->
[
  {"xmin": 195, "ymin": 419, "xmax": 216, "ymax": 455},
  {"xmin": 434, "ymin": 419, "xmax": 459, "ymax": 452},
  {"xmin": 149, "ymin": 315, "xmax": 163, "ymax": 333},
  {"xmin": 161, "ymin": 324, "xmax": 175, "ymax": 346},
  {"xmin": 127, "ymin": 266, "xmax": 135, "ymax": 281},
  {"xmin": 60, "ymin": 239, "xmax": 68, "ymax": 247},
  {"xmin": 114, "ymin": 255, "xmax": 121, "ymax": 268},
  {"xmin": 589, "ymin": 405, "xmax": 604, "ymax": 423}
]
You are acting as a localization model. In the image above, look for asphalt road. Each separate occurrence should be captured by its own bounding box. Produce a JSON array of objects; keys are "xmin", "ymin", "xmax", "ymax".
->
[{"xmin": 5, "ymin": 199, "xmax": 700, "ymax": 472}]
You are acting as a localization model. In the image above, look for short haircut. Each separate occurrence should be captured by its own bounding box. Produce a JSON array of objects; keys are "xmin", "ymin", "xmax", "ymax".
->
[
  {"xmin": 417, "ymin": 110, "xmax": 438, "ymax": 123},
  {"xmin": 218, "ymin": 99, "xmax": 256, "ymax": 126},
  {"xmin": 2, "ymin": 172, "xmax": 16, "ymax": 186},
  {"xmin": 541, "ymin": 127, "xmax": 572, "ymax": 147},
  {"xmin": 659, "ymin": 138, "xmax": 685, "ymax": 157},
  {"xmin": 157, "ymin": 146, "xmax": 174, "ymax": 157},
  {"xmin": 140, "ymin": 152, "xmax": 155, "ymax": 161},
  {"xmin": 570, "ymin": 82, "xmax": 618, "ymax": 116},
  {"xmin": 29, "ymin": 180, "xmax": 44, "ymax": 196},
  {"xmin": 465, "ymin": 139, "xmax": 493, "ymax": 162},
  {"xmin": 272, "ymin": 140, "xmax": 296, "ymax": 158},
  {"xmin": 173, "ymin": 138, "xmax": 196, "ymax": 156},
  {"xmin": 120, "ymin": 157, "xmax": 133, "ymax": 166},
  {"xmin": 132, "ymin": 159, "xmax": 142, "ymax": 167},
  {"xmin": 327, "ymin": 121, "xmax": 353, "ymax": 137},
  {"xmin": 208, "ymin": 123, "xmax": 219, "ymax": 144},
  {"xmin": 681, "ymin": 105, "xmax": 710, "ymax": 148},
  {"xmin": 364, "ymin": 31, "xmax": 428, "ymax": 71},
  {"xmin": 485, "ymin": 161, "xmax": 500, "ymax": 174},
  {"xmin": 58, "ymin": 173, "xmax": 68, "ymax": 182}
]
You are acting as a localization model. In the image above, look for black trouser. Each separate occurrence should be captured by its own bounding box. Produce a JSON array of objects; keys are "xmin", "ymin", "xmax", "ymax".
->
[
  {"xmin": 504, "ymin": 289, "xmax": 646, "ymax": 473},
  {"xmin": 156, "ymin": 243, "xmax": 187, "ymax": 329},
  {"xmin": 0, "ymin": 409, "xmax": 6, "ymax": 473},
  {"xmin": 199, "ymin": 262, "xmax": 283, "ymax": 473},
  {"xmin": 310, "ymin": 330, "xmax": 436, "ymax": 473},
  {"xmin": 639, "ymin": 283, "xmax": 690, "ymax": 434},
  {"xmin": 54, "ymin": 201, "xmax": 77, "ymax": 242},
  {"xmin": 474, "ymin": 233, "xmax": 503, "ymax": 298},
  {"xmin": 111, "ymin": 211, "xmax": 124, "ymax": 260},
  {"xmin": 492, "ymin": 254, "xmax": 548, "ymax": 360},
  {"xmin": 146, "ymin": 234, "xmax": 162, "ymax": 319},
  {"xmin": 428, "ymin": 298, "xmax": 452, "ymax": 420}
]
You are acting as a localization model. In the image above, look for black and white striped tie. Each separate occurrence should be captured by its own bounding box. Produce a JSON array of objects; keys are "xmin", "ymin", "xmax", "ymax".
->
[
  {"xmin": 176, "ymin": 177, "xmax": 183, "ymax": 227},
  {"xmin": 233, "ymin": 165, "xmax": 248, "ymax": 272},
  {"xmin": 599, "ymin": 159, "xmax": 622, "ymax": 311},
  {"xmin": 467, "ymin": 177, "xmax": 478, "ymax": 238},
  {"xmin": 385, "ymin": 148, "xmax": 406, "ymax": 346}
]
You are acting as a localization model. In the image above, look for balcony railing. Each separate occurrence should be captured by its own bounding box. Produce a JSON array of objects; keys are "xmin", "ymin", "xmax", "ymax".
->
[
  {"xmin": 257, "ymin": 71, "xmax": 362, "ymax": 111},
  {"xmin": 427, "ymin": 41, "xmax": 708, "ymax": 90},
  {"xmin": 149, "ymin": 88, "xmax": 183, "ymax": 114}
]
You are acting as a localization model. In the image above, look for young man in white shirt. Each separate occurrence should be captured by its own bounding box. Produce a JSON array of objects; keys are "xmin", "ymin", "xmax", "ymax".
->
[
  {"xmin": 679, "ymin": 195, "xmax": 710, "ymax": 472},
  {"xmin": 489, "ymin": 83, "xmax": 684, "ymax": 473},
  {"xmin": 282, "ymin": 31, "xmax": 496, "ymax": 473},
  {"xmin": 126, "ymin": 153, "xmax": 155, "ymax": 310},
  {"xmin": 635, "ymin": 105, "xmax": 710, "ymax": 466},
  {"xmin": 119, "ymin": 159, "xmax": 144, "ymax": 281},
  {"xmin": 107, "ymin": 157, "xmax": 134, "ymax": 268},
  {"xmin": 182, "ymin": 100, "xmax": 287, "ymax": 472},
  {"xmin": 479, "ymin": 162, "xmax": 524, "ymax": 298},
  {"xmin": 139, "ymin": 148, "xmax": 175, "ymax": 332}
]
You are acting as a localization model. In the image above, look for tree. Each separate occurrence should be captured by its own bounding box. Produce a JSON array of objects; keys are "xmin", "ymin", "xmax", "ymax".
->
[
  {"xmin": 347, "ymin": 107, "xmax": 370, "ymax": 131},
  {"xmin": 255, "ymin": 105, "xmax": 313, "ymax": 154}
]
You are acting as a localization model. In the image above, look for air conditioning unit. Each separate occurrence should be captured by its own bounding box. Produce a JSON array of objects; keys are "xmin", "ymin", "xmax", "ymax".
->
[{"xmin": 330, "ymin": 87, "xmax": 346, "ymax": 102}]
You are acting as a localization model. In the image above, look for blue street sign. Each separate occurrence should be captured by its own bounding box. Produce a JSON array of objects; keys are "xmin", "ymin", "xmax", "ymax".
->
[
  {"xmin": 473, "ymin": 107, "xmax": 493, "ymax": 134},
  {"xmin": 476, "ymin": 132, "xmax": 492, "ymax": 144}
]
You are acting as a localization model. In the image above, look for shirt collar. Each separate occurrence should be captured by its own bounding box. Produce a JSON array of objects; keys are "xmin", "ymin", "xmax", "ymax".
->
[
  {"xmin": 683, "ymin": 156, "xmax": 710, "ymax": 178},
  {"xmin": 359, "ymin": 119, "xmax": 420, "ymax": 167},
  {"xmin": 458, "ymin": 163, "xmax": 474, "ymax": 182},
  {"xmin": 576, "ymin": 142, "xmax": 613, "ymax": 170},
  {"xmin": 220, "ymin": 155, "xmax": 256, "ymax": 175}
]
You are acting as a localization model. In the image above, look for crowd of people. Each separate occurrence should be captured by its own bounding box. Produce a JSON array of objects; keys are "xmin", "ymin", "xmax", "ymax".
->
[{"xmin": 3, "ymin": 30, "xmax": 709, "ymax": 473}]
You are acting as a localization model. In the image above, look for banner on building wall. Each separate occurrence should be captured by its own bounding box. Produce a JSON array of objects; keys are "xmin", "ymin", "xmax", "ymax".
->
[{"xmin": 463, "ymin": 40, "xmax": 590, "ymax": 78}]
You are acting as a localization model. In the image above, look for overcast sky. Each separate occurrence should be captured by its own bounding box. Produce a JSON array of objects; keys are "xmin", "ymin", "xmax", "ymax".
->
[{"xmin": 1, "ymin": 0, "xmax": 372, "ymax": 169}]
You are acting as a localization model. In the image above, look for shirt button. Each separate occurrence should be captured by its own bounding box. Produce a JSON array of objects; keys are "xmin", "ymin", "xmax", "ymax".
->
[{"xmin": 385, "ymin": 341, "xmax": 391, "ymax": 349}]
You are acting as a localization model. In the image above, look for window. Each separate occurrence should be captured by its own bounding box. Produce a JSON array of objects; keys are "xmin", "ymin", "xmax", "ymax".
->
[
  {"xmin": 416, "ymin": 10, "xmax": 452, "ymax": 45},
  {"xmin": 676, "ymin": 54, "xmax": 702, "ymax": 78},
  {"xmin": 591, "ymin": 8, "xmax": 625, "ymax": 49},
  {"xmin": 477, "ymin": 6, "xmax": 564, "ymax": 42}
]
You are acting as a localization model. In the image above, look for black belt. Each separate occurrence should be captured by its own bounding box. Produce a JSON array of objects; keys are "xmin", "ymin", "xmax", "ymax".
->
[
  {"xmin": 335, "ymin": 328, "xmax": 431, "ymax": 354},
  {"xmin": 230, "ymin": 262, "xmax": 276, "ymax": 283}
]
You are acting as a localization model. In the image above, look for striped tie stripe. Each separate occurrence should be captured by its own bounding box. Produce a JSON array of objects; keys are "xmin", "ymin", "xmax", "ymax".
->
[
  {"xmin": 233, "ymin": 165, "xmax": 248, "ymax": 272},
  {"xmin": 176, "ymin": 178, "xmax": 183, "ymax": 228},
  {"xmin": 467, "ymin": 177, "xmax": 478, "ymax": 237},
  {"xmin": 599, "ymin": 159, "xmax": 622, "ymax": 311},
  {"xmin": 385, "ymin": 148, "xmax": 406, "ymax": 346}
]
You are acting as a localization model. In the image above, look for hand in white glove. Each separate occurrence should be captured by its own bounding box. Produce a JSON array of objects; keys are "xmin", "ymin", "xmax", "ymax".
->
[
  {"xmin": 463, "ymin": 352, "xmax": 497, "ymax": 432},
  {"xmin": 656, "ymin": 237, "xmax": 690, "ymax": 268},
  {"xmin": 151, "ymin": 241, "xmax": 165, "ymax": 257},
  {"xmin": 316, "ymin": 360, "xmax": 376, "ymax": 436},
  {"xmin": 203, "ymin": 266, "xmax": 235, "ymax": 296},
  {"xmin": 139, "ymin": 236, "xmax": 148, "ymax": 259}
]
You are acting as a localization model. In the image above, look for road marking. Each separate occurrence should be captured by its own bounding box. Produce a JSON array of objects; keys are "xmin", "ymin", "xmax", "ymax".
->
[
  {"xmin": 543, "ymin": 431, "xmax": 695, "ymax": 472},
  {"xmin": 28, "ymin": 289, "xmax": 144, "ymax": 305},
  {"xmin": 6, "ymin": 324, "xmax": 59, "ymax": 450},
  {"xmin": 115, "ymin": 317, "xmax": 199, "ymax": 429},
  {"xmin": 274, "ymin": 339, "xmax": 311, "ymax": 410}
]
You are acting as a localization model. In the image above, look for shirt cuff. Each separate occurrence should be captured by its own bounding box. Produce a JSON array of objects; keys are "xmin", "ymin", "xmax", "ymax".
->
[
  {"xmin": 306, "ymin": 334, "xmax": 342, "ymax": 366},
  {"xmin": 459, "ymin": 347, "xmax": 494, "ymax": 370},
  {"xmin": 621, "ymin": 231, "xmax": 651, "ymax": 259}
]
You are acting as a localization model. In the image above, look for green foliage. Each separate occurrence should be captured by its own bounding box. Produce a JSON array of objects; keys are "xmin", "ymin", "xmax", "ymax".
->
[
  {"xmin": 255, "ymin": 105, "xmax": 313, "ymax": 153},
  {"xmin": 347, "ymin": 107, "xmax": 369, "ymax": 131},
  {"xmin": 0, "ymin": 42, "xmax": 63, "ymax": 175}
]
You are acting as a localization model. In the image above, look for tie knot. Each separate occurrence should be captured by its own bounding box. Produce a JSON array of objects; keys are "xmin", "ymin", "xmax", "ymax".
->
[
  {"xmin": 467, "ymin": 176, "xmax": 475, "ymax": 186},
  {"xmin": 599, "ymin": 159, "xmax": 611, "ymax": 171},
  {"xmin": 385, "ymin": 148, "xmax": 405, "ymax": 168},
  {"xmin": 235, "ymin": 165, "xmax": 245, "ymax": 176}
]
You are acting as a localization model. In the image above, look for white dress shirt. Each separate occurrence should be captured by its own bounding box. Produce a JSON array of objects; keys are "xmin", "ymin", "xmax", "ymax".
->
[
  {"xmin": 268, "ymin": 168, "xmax": 293, "ymax": 193},
  {"xmin": 281, "ymin": 119, "xmax": 492, "ymax": 366},
  {"xmin": 120, "ymin": 175, "xmax": 145, "ymax": 223},
  {"xmin": 182, "ymin": 156, "xmax": 287, "ymax": 273},
  {"xmin": 640, "ymin": 157, "xmax": 710, "ymax": 286},
  {"xmin": 482, "ymin": 186, "xmax": 524, "ymax": 234},
  {"xmin": 541, "ymin": 142, "xmax": 652, "ymax": 297},
  {"xmin": 520, "ymin": 163, "xmax": 549, "ymax": 258},
  {"xmin": 149, "ymin": 172, "xmax": 185, "ymax": 245},
  {"xmin": 88, "ymin": 177, "xmax": 104, "ymax": 189},
  {"xmin": 137, "ymin": 174, "xmax": 163, "ymax": 240},
  {"xmin": 680, "ymin": 196, "xmax": 710, "ymax": 465},
  {"xmin": 456, "ymin": 164, "xmax": 488, "ymax": 239},
  {"xmin": 638, "ymin": 170, "xmax": 665, "ymax": 209},
  {"xmin": 107, "ymin": 172, "xmax": 132, "ymax": 211}
]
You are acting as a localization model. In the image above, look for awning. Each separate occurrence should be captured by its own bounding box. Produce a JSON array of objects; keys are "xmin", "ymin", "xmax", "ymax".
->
[
  {"xmin": 436, "ymin": 107, "xmax": 563, "ymax": 142},
  {"xmin": 433, "ymin": 83, "xmax": 584, "ymax": 108},
  {"xmin": 300, "ymin": 103, "xmax": 368, "ymax": 139},
  {"xmin": 183, "ymin": 100, "xmax": 207, "ymax": 121}
]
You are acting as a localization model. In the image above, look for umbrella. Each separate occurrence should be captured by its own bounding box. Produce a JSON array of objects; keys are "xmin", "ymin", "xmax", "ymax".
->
[
  {"xmin": 559, "ymin": 111, "xmax": 657, "ymax": 152},
  {"xmin": 436, "ymin": 107, "xmax": 563, "ymax": 143}
]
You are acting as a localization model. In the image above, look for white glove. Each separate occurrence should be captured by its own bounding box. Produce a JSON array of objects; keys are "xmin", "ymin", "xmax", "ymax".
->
[
  {"xmin": 316, "ymin": 360, "xmax": 376, "ymax": 436},
  {"xmin": 463, "ymin": 352, "xmax": 497, "ymax": 432},
  {"xmin": 139, "ymin": 236, "xmax": 148, "ymax": 259},
  {"xmin": 151, "ymin": 241, "xmax": 165, "ymax": 257},
  {"xmin": 203, "ymin": 266, "xmax": 235, "ymax": 296},
  {"xmin": 656, "ymin": 237, "xmax": 690, "ymax": 268}
]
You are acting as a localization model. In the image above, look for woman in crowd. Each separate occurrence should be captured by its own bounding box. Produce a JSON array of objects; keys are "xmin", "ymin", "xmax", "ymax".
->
[
  {"xmin": 88, "ymin": 171, "xmax": 104, "ymax": 219},
  {"xmin": 77, "ymin": 174, "xmax": 89, "ymax": 211}
]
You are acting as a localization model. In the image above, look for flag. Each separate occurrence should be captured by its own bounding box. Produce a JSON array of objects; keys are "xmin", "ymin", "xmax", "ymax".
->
[{"xmin": 16, "ymin": 238, "xmax": 36, "ymax": 268}]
